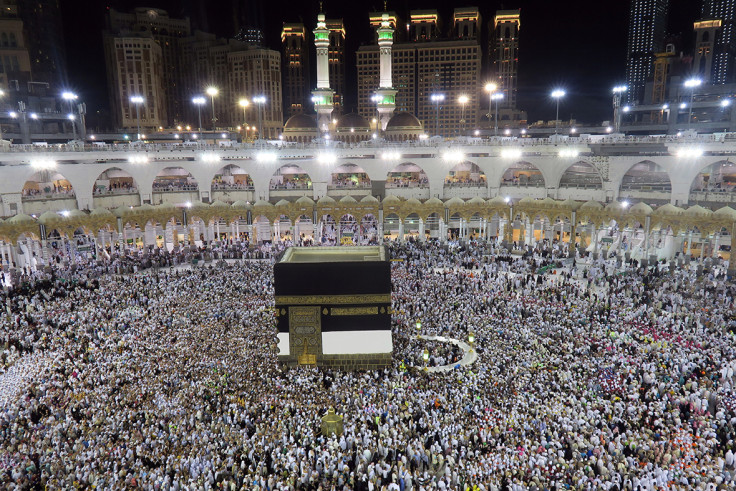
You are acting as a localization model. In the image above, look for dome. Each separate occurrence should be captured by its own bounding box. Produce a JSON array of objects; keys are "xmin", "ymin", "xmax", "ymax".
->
[
  {"xmin": 284, "ymin": 114, "xmax": 318, "ymax": 130},
  {"xmin": 386, "ymin": 112, "xmax": 422, "ymax": 129},
  {"xmin": 296, "ymin": 196, "xmax": 315, "ymax": 205},
  {"xmin": 336, "ymin": 113, "xmax": 370, "ymax": 130},
  {"xmin": 339, "ymin": 195, "xmax": 357, "ymax": 203},
  {"xmin": 317, "ymin": 195, "xmax": 336, "ymax": 204},
  {"xmin": 654, "ymin": 203, "xmax": 684, "ymax": 215},
  {"xmin": 385, "ymin": 112, "xmax": 423, "ymax": 142},
  {"xmin": 360, "ymin": 195, "xmax": 379, "ymax": 203},
  {"xmin": 579, "ymin": 200, "xmax": 603, "ymax": 210},
  {"xmin": 630, "ymin": 202, "xmax": 653, "ymax": 215},
  {"xmin": 7, "ymin": 213, "xmax": 34, "ymax": 224},
  {"xmin": 283, "ymin": 114, "xmax": 319, "ymax": 143}
]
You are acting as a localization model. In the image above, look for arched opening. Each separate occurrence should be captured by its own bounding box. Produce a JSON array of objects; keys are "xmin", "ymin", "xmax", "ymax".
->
[
  {"xmin": 330, "ymin": 164, "xmax": 371, "ymax": 189},
  {"xmin": 270, "ymin": 164, "xmax": 312, "ymax": 190},
  {"xmin": 447, "ymin": 212, "xmax": 462, "ymax": 240},
  {"xmin": 558, "ymin": 162, "xmax": 603, "ymax": 189},
  {"xmin": 94, "ymin": 167, "xmax": 138, "ymax": 195},
  {"xmin": 387, "ymin": 163, "xmax": 429, "ymax": 189},
  {"xmin": 253, "ymin": 216, "xmax": 272, "ymax": 243},
  {"xmin": 444, "ymin": 161, "xmax": 486, "ymax": 187},
  {"xmin": 275, "ymin": 215, "xmax": 293, "ymax": 243},
  {"xmin": 211, "ymin": 164, "xmax": 253, "ymax": 192},
  {"xmin": 295, "ymin": 214, "xmax": 314, "ymax": 245},
  {"xmin": 689, "ymin": 160, "xmax": 736, "ymax": 207},
  {"xmin": 404, "ymin": 213, "xmax": 421, "ymax": 240},
  {"xmin": 500, "ymin": 162, "xmax": 545, "ymax": 188},
  {"xmin": 382, "ymin": 213, "xmax": 400, "ymax": 240},
  {"xmin": 620, "ymin": 161, "xmax": 671, "ymax": 204},
  {"xmin": 360, "ymin": 214, "xmax": 378, "ymax": 245},
  {"xmin": 22, "ymin": 170, "xmax": 75, "ymax": 200},
  {"xmin": 338, "ymin": 214, "xmax": 357, "ymax": 245},
  {"xmin": 319, "ymin": 214, "xmax": 336, "ymax": 245},
  {"xmin": 426, "ymin": 212, "xmax": 441, "ymax": 240},
  {"xmin": 153, "ymin": 167, "xmax": 199, "ymax": 193}
]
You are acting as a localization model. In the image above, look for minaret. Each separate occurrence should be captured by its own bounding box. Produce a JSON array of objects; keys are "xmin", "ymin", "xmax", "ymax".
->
[
  {"xmin": 374, "ymin": 4, "xmax": 397, "ymax": 130},
  {"xmin": 312, "ymin": 4, "xmax": 335, "ymax": 134}
]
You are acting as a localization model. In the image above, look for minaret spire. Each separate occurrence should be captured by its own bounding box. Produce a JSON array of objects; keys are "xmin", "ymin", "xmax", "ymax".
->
[
  {"xmin": 312, "ymin": 4, "xmax": 335, "ymax": 134},
  {"xmin": 374, "ymin": 4, "xmax": 397, "ymax": 131}
]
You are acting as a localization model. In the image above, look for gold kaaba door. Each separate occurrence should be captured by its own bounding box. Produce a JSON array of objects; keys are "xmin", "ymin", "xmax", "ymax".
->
[{"xmin": 289, "ymin": 306, "xmax": 321, "ymax": 365}]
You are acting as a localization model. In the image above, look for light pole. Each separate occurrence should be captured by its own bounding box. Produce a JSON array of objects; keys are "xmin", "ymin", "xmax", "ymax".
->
[
  {"xmin": 238, "ymin": 98, "xmax": 249, "ymax": 127},
  {"xmin": 62, "ymin": 91, "xmax": 78, "ymax": 139},
  {"xmin": 684, "ymin": 78, "xmax": 702, "ymax": 131},
  {"xmin": 430, "ymin": 93, "xmax": 445, "ymax": 137},
  {"xmin": 612, "ymin": 85, "xmax": 627, "ymax": 133},
  {"xmin": 192, "ymin": 97, "xmax": 205, "ymax": 133},
  {"xmin": 253, "ymin": 95, "xmax": 266, "ymax": 140},
  {"xmin": 206, "ymin": 86, "xmax": 219, "ymax": 130},
  {"xmin": 491, "ymin": 93, "xmax": 504, "ymax": 136},
  {"xmin": 458, "ymin": 94, "xmax": 469, "ymax": 135},
  {"xmin": 130, "ymin": 95, "xmax": 144, "ymax": 141},
  {"xmin": 484, "ymin": 83, "xmax": 497, "ymax": 135},
  {"xmin": 551, "ymin": 89, "xmax": 566, "ymax": 135}
]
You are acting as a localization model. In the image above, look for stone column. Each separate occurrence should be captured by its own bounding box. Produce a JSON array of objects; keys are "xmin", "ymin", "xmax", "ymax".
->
[
  {"xmin": 686, "ymin": 230, "xmax": 693, "ymax": 257},
  {"xmin": 398, "ymin": 219, "xmax": 404, "ymax": 243},
  {"xmin": 418, "ymin": 219, "xmax": 425, "ymax": 242},
  {"xmin": 568, "ymin": 211, "xmax": 577, "ymax": 258}
]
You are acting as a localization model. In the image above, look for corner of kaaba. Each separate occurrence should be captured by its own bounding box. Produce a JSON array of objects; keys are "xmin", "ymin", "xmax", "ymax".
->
[{"xmin": 274, "ymin": 246, "xmax": 392, "ymax": 369}]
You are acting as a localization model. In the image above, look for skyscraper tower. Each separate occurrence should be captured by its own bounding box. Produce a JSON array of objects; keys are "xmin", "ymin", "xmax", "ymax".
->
[
  {"xmin": 700, "ymin": 0, "xmax": 736, "ymax": 84},
  {"xmin": 625, "ymin": 0, "xmax": 670, "ymax": 104},
  {"xmin": 374, "ymin": 9, "xmax": 398, "ymax": 130},
  {"xmin": 491, "ymin": 10, "xmax": 520, "ymax": 110},
  {"xmin": 282, "ymin": 23, "xmax": 310, "ymax": 117},
  {"xmin": 326, "ymin": 19, "xmax": 346, "ymax": 113},
  {"xmin": 312, "ymin": 8, "xmax": 335, "ymax": 133}
]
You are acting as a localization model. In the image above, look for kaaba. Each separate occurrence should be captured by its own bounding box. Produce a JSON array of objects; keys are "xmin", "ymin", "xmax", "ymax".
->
[{"xmin": 274, "ymin": 246, "xmax": 392, "ymax": 369}]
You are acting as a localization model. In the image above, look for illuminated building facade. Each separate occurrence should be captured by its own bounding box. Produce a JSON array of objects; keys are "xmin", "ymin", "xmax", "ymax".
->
[
  {"xmin": 490, "ymin": 10, "xmax": 520, "ymax": 110},
  {"xmin": 281, "ymin": 23, "xmax": 310, "ymax": 117},
  {"xmin": 700, "ymin": 0, "xmax": 736, "ymax": 84},
  {"xmin": 626, "ymin": 0, "xmax": 670, "ymax": 104}
]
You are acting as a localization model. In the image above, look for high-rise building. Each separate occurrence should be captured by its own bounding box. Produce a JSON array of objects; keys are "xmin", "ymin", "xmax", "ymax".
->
[
  {"xmin": 626, "ymin": 0, "xmax": 670, "ymax": 104},
  {"xmin": 694, "ymin": 20, "xmax": 721, "ymax": 83},
  {"xmin": 182, "ymin": 31, "xmax": 231, "ymax": 128},
  {"xmin": 103, "ymin": 34, "xmax": 168, "ymax": 131},
  {"xmin": 700, "ymin": 0, "xmax": 736, "ymax": 84},
  {"xmin": 107, "ymin": 8, "xmax": 192, "ymax": 126},
  {"xmin": 228, "ymin": 48, "xmax": 283, "ymax": 138},
  {"xmin": 15, "ymin": 0, "xmax": 65, "ymax": 88},
  {"xmin": 410, "ymin": 10, "xmax": 440, "ymax": 42},
  {"xmin": 0, "ymin": 1, "xmax": 32, "ymax": 90},
  {"xmin": 326, "ymin": 19, "xmax": 346, "ymax": 112},
  {"xmin": 454, "ymin": 7, "xmax": 480, "ymax": 40},
  {"xmin": 490, "ymin": 10, "xmax": 520, "ymax": 110},
  {"xmin": 281, "ymin": 23, "xmax": 310, "ymax": 118},
  {"xmin": 358, "ymin": 40, "xmax": 481, "ymax": 137}
]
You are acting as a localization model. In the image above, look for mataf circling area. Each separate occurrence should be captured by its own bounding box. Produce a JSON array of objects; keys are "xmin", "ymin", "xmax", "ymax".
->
[{"xmin": 1, "ymin": 240, "xmax": 736, "ymax": 489}]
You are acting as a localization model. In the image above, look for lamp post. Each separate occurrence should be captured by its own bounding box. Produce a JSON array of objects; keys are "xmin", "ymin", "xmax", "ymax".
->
[
  {"xmin": 130, "ymin": 95, "xmax": 144, "ymax": 141},
  {"xmin": 468, "ymin": 331, "xmax": 475, "ymax": 352},
  {"xmin": 458, "ymin": 95, "xmax": 469, "ymax": 135},
  {"xmin": 192, "ymin": 97, "xmax": 206, "ymax": 133},
  {"xmin": 684, "ymin": 78, "xmax": 702, "ymax": 131},
  {"xmin": 239, "ymin": 98, "xmax": 249, "ymax": 126},
  {"xmin": 62, "ymin": 91, "xmax": 78, "ymax": 139},
  {"xmin": 430, "ymin": 93, "xmax": 445, "ymax": 137},
  {"xmin": 253, "ymin": 95, "xmax": 266, "ymax": 140},
  {"xmin": 551, "ymin": 89, "xmax": 566, "ymax": 135},
  {"xmin": 415, "ymin": 320, "xmax": 422, "ymax": 338},
  {"xmin": 484, "ymin": 83, "xmax": 497, "ymax": 135},
  {"xmin": 206, "ymin": 87, "xmax": 219, "ymax": 130},
  {"xmin": 491, "ymin": 93, "xmax": 504, "ymax": 136},
  {"xmin": 422, "ymin": 348, "xmax": 429, "ymax": 371},
  {"xmin": 612, "ymin": 85, "xmax": 627, "ymax": 133}
]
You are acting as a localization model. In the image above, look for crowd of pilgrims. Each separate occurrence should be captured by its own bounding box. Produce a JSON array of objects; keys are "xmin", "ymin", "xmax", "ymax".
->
[{"xmin": 2, "ymin": 237, "xmax": 736, "ymax": 490}]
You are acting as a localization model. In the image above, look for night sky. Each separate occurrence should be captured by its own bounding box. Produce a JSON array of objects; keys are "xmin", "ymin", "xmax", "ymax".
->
[{"xmin": 60, "ymin": 0, "xmax": 703, "ymax": 129}]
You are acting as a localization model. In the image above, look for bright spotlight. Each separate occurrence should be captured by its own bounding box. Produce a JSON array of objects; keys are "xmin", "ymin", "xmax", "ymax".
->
[
  {"xmin": 559, "ymin": 149, "xmax": 580, "ymax": 158},
  {"xmin": 504, "ymin": 196, "xmax": 511, "ymax": 203},
  {"xmin": 318, "ymin": 153, "xmax": 337, "ymax": 164},
  {"xmin": 381, "ymin": 151, "xmax": 401, "ymax": 161},
  {"xmin": 621, "ymin": 200, "xmax": 630, "ymax": 209},
  {"xmin": 30, "ymin": 158, "xmax": 57, "ymax": 170},
  {"xmin": 441, "ymin": 149, "xmax": 465, "ymax": 162},
  {"xmin": 722, "ymin": 99, "xmax": 732, "ymax": 107},
  {"xmin": 128, "ymin": 155, "xmax": 149, "ymax": 164},
  {"xmin": 680, "ymin": 103, "xmax": 687, "ymax": 109},
  {"xmin": 500, "ymin": 149, "xmax": 522, "ymax": 159},
  {"xmin": 676, "ymin": 148, "xmax": 703, "ymax": 158},
  {"xmin": 256, "ymin": 152, "xmax": 277, "ymax": 163},
  {"xmin": 200, "ymin": 153, "xmax": 221, "ymax": 163},
  {"xmin": 60, "ymin": 210, "xmax": 70, "ymax": 218}
]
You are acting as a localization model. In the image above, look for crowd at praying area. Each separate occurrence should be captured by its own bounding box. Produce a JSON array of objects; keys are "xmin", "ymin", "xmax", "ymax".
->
[{"xmin": 2, "ymin": 236, "xmax": 736, "ymax": 490}]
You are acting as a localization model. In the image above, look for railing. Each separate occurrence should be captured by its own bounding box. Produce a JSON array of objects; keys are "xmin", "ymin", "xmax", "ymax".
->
[
  {"xmin": 2, "ymin": 132, "xmax": 732, "ymax": 154},
  {"xmin": 152, "ymin": 185, "xmax": 199, "ymax": 193},
  {"xmin": 385, "ymin": 181, "xmax": 429, "ymax": 189},
  {"xmin": 499, "ymin": 181, "xmax": 546, "ymax": 188},
  {"xmin": 94, "ymin": 188, "xmax": 139, "ymax": 196},
  {"xmin": 270, "ymin": 183, "xmax": 312, "ymax": 190},
  {"xmin": 444, "ymin": 181, "xmax": 487, "ymax": 188},
  {"xmin": 211, "ymin": 183, "xmax": 255, "ymax": 191},
  {"xmin": 328, "ymin": 183, "xmax": 372, "ymax": 189},
  {"xmin": 22, "ymin": 191, "xmax": 76, "ymax": 201}
]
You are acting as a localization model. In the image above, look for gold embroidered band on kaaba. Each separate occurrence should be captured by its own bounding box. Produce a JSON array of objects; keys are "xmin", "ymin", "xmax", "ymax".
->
[{"xmin": 275, "ymin": 294, "xmax": 391, "ymax": 306}]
